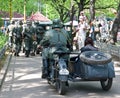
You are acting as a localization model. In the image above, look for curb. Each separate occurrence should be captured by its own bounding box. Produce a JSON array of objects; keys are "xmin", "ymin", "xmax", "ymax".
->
[{"xmin": 0, "ymin": 53, "xmax": 12, "ymax": 90}]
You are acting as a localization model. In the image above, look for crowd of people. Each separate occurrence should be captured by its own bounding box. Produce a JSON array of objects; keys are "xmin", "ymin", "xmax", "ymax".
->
[
  {"xmin": 5, "ymin": 20, "xmax": 45, "ymax": 57},
  {"xmin": 72, "ymin": 12, "xmax": 114, "ymax": 51}
]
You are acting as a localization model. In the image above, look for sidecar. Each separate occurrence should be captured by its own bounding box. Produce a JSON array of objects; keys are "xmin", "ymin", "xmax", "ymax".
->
[
  {"xmin": 47, "ymin": 50, "xmax": 115, "ymax": 95},
  {"xmin": 68, "ymin": 51, "xmax": 115, "ymax": 91}
]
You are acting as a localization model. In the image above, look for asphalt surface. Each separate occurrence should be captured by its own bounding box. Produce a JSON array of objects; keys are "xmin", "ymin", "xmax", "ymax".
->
[{"xmin": 0, "ymin": 52, "xmax": 120, "ymax": 98}]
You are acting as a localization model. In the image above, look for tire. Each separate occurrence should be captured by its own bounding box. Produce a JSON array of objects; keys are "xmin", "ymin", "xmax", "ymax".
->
[
  {"xmin": 56, "ymin": 80, "xmax": 67, "ymax": 95},
  {"xmin": 100, "ymin": 78, "xmax": 113, "ymax": 91},
  {"xmin": 80, "ymin": 51, "xmax": 112, "ymax": 65}
]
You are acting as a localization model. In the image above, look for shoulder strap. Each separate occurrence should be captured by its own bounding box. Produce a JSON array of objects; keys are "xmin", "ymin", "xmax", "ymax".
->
[{"xmin": 60, "ymin": 30, "xmax": 71, "ymax": 44}]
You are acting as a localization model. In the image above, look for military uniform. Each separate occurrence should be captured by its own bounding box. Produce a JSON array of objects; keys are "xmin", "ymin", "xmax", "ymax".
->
[
  {"xmin": 41, "ymin": 28, "xmax": 70, "ymax": 59},
  {"xmin": 35, "ymin": 23, "xmax": 45, "ymax": 54},
  {"xmin": 23, "ymin": 21, "xmax": 35, "ymax": 57},
  {"xmin": 13, "ymin": 21, "xmax": 23, "ymax": 56},
  {"xmin": 40, "ymin": 19, "xmax": 70, "ymax": 78}
]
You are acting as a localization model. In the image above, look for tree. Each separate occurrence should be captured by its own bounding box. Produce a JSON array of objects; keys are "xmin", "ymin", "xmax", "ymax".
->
[
  {"xmin": 89, "ymin": 0, "xmax": 96, "ymax": 21},
  {"xmin": 73, "ymin": 0, "xmax": 89, "ymax": 20},
  {"xmin": 47, "ymin": 0, "xmax": 71, "ymax": 22},
  {"xmin": 0, "ymin": 0, "xmax": 119, "ymax": 22}
]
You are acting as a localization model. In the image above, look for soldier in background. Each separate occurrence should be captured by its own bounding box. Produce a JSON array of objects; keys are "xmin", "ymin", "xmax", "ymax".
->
[
  {"xmin": 35, "ymin": 22, "xmax": 45, "ymax": 54},
  {"xmin": 13, "ymin": 21, "xmax": 23, "ymax": 56},
  {"xmin": 6, "ymin": 20, "xmax": 15, "ymax": 49},
  {"xmin": 22, "ymin": 21, "xmax": 35, "ymax": 57}
]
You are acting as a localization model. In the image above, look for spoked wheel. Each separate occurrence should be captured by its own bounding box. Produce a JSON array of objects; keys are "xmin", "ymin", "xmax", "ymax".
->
[
  {"xmin": 100, "ymin": 78, "xmax": 113, "ymax": 91},
  {"xmin": 56, "ymin": 80, "xmax": 67, "ymax": 95}
]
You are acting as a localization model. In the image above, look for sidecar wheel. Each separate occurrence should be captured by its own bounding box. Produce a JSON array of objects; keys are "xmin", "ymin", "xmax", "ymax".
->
[
  {"xmin": 56, "ymin": 80, "xmax": 67, "ymax": 95},
  {"xmin": 100, "ymin": 78, "xmax": 113, "ymax": 91}
]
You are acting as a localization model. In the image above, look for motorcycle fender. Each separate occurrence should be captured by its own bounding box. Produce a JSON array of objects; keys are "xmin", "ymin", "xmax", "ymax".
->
[{"xmin": 59, "ymin": 75, "xmax": 68, "ymax": 81}]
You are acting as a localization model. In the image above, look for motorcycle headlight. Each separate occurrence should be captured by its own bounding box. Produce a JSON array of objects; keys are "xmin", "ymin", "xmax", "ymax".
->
[{"xmin": 59, "ymin": 69, "xmax": 69, "ymax": 75}]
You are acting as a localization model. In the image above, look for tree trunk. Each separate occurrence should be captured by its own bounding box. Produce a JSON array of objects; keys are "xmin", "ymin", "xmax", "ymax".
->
[
  {"xmin": 89, "ymin": 0, "xmax": 96, "ymax": 22},
  {"xmin": 111, "ymin": 3, "xmax": 120, "ymax": 44},
  {"xmin": 78, "ymin": 0, "xmax": 85, "ymax": 20}
]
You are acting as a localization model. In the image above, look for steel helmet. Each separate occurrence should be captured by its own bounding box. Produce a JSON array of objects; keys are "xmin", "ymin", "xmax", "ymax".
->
[{"xmin": 52, "ymin": 19, "xmax": 63, "ymax": 28}]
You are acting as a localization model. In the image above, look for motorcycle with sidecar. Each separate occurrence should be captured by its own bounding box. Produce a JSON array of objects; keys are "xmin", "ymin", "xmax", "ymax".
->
[{"xmin": 45, "ymin": 47, "xmax": 115, "ymax": 95}]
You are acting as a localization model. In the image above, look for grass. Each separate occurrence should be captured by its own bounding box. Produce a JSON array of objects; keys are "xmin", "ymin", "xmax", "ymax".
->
[
  {"xmin": 0, "ymin": 32, "xmax": 8, "ymax": 71},
  {"xmin": 0, "ymin": 53, "xmax": 8, "ymax": 71},
  {"xmin": 0, "ymin": 33, "xmax": 8, "ymax": 49}
]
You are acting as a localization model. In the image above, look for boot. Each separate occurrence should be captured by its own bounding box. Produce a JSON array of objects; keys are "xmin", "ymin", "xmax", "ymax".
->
[
  {"xmin": 41, "ymin": 67, "xmax": 48, "ymax": 79},
  {"xmin": 25, "ymin": 50, "xmax": 30, "ymax": 57},
  {"xmin": 41, "ymin": 59, "xmax": 48, "ymax": 79}
]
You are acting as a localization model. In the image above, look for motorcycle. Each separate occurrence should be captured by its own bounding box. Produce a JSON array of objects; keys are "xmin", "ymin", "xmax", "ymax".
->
[
  {"xmin": 45, "ymin": 49, "xmax": 115, "ymax": 95},
  {"xmin": 46, "ymin": 48, "xmax": 70, "ymax": 95}
]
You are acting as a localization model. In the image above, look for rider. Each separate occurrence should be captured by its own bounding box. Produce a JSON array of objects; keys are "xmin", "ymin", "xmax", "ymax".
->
[
  {"xmin": 40, "ymin": 19, "xmax": 71, "ymax": 78},
  {"xmin": 72, "ymin": 37, "xmax": 98, "ymax": 77},
  {"xmin": 81, "ymin": 37, "xmax": 98, "ymax": 52}
]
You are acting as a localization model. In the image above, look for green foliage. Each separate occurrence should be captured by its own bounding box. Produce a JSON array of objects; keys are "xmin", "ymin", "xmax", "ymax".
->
[
  {"xmin": 0, "ymin": 18, "xmax": 4, "ymax": 27},
  {"xmin": 0, "ymin": 0, "xmax": 120, "ymax": 22},
  {"xmin": 95, "ymin": 0, "xmax": 118, "ymax": 18},
  {"xmin": 0, "ymin": 33, "xmax": 8, "ymax": 49}
]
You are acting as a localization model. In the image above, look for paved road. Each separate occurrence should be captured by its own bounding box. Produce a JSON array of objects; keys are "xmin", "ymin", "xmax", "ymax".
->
[{"xmin": 0, "ymin": 52, "xmax": 120, "ymax": 98}]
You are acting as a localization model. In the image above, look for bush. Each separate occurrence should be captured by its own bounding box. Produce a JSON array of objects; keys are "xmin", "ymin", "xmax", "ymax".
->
[
  {"xmin": 0, "ymin": 17, "xmax": 4, "ymax": 27},
  {"xmin": 0, "ymin": 32, "xmax": 8, "ymax": 49}
]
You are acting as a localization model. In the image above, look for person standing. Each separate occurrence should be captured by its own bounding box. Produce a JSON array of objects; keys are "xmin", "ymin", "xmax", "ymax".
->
[
  {"xmin": 75, "ymin": 17, "xmax": 88, "ymax": 50},
  {"xmin": 22, "ymin": 21, "xmax": 35, "ymax": 57},
  {"xmin": 13, "ymin": 21, "xmax": 23, "ymax": 56},
  {"xmin": 35, "ymin": 22, "xmax": 45, "ymax": 54},
  {"xmin": 79, "ymin": 11, "xmax": 86, "ymax": 21},
  {"xmin": 89, "ymin": 21, "xmax": 95, "ymax": 41},
  {"xmin": 6, "ymin": 20, "xmax": 15, "ymax": 49}
]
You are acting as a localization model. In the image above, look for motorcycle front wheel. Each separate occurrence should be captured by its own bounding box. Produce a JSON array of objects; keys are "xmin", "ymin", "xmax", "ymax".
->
[{"xmin": 56, "ymin": 80, "xmax": 67, "ymax": 95}]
